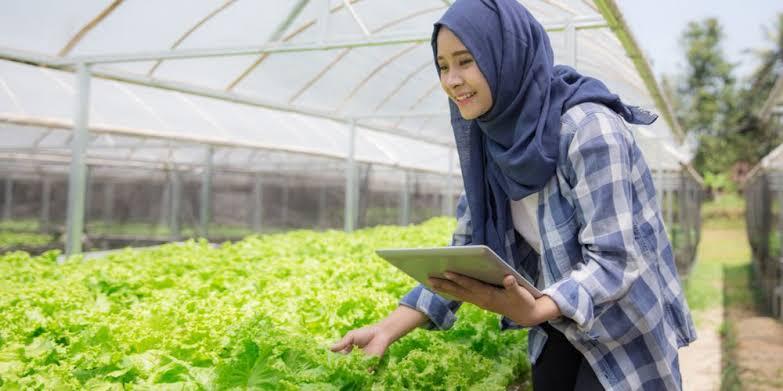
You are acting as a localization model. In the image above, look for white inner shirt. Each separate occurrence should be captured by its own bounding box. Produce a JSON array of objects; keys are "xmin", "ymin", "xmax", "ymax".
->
[{"xmin": 509, "ymin": 192, "xmax": 542, "ymax": 254}]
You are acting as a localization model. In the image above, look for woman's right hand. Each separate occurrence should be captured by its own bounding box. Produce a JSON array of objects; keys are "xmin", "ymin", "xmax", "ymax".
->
[
  {"xmin": 329, "ymin": 305, "xmax": 429, "ymax": 357},
  {"xmin": 330, "ymin": 325, "xmax": 393, "ymax": 357}
]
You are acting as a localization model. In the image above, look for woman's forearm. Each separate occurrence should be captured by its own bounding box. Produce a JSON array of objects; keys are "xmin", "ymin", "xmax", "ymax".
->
[{"xmin": 377, "ymin": 305, "xmax": 429, "ymax": 342}]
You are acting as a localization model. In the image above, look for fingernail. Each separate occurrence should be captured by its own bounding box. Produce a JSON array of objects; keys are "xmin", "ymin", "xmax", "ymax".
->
[{"xmin": 444, "ymin": 272, "xmax": 454, "ymax": 279}]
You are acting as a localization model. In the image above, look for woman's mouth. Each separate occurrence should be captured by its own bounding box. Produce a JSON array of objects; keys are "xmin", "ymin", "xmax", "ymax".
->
[{"xmin": 454, "ymin": 92, "xmax": 476, "ymax": 105}]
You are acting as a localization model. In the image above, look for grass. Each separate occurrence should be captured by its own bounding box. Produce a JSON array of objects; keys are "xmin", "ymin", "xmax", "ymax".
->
[
  {"xmin": 685, "ymin": 192, "xmax": 775, "ymax": 391},
  {"xmin": 683, "ymin": 194, "xmax": 745, "ymax": 389}
]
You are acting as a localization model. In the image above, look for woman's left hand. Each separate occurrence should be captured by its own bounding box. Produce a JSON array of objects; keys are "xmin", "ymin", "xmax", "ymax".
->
[{"xmin": 428, "ymin": 272, "xmax": 561, "ymax": 327}]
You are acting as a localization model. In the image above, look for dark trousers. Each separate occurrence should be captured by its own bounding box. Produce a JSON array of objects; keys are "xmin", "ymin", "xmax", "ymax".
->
[{"xmin": 532, "ymin": 323, "xmax": 604, "ymax": 391}]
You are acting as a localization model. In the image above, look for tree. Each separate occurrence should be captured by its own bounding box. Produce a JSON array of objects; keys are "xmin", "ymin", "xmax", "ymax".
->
[
  {"xmin": 669, "ymin": 15, "xmax": 783, "ymax": 181},
  {"xmin": 675, "ymin": 18, "xmax": 737, "ymax": 138}
]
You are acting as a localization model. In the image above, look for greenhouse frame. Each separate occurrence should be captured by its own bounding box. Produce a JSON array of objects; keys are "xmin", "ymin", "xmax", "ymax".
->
[
  {"xmin": 0, "ymin": 0, "xmax": 701, "ymax": 270},
  {"xmin": 745, "ymin": 72, "xmax": 783, "ymax": 320}
]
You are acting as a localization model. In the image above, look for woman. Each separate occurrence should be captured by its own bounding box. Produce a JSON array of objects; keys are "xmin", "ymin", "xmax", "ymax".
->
[{"xmin": 331, "ymin": 0, "xmax": 696, "ymax": 389}]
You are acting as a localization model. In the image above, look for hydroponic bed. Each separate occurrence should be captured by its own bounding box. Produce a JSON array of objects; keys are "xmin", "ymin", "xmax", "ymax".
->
[{"xmin": 0, "ymin": 218, "xmax": 530, "ymax": 390}]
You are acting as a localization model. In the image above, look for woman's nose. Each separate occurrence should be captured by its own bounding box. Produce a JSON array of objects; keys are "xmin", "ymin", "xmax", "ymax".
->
[{"xmin": 445, "ymin": 71, "xmax": 463, "ymax": 89}]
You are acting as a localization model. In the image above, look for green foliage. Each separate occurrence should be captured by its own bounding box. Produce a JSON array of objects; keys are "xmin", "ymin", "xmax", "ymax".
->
[
  {"xmin": 0, "ymin": 218, "xmax": 529, "ymax": 389},
  {"xmin": 0, "ymin": 231, "xmax": 53, "ymax": 248},
  {"xmin": 669, "ymin": 14, "xmax": 783, "ymax": 180},
  {"xmin": 702, "ymin": 172, "xmax": 736, "ymax": 193}
]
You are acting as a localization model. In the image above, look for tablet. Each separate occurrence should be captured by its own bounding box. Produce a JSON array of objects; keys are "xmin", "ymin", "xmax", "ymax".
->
[{"xmin": 376, "ymin": 245, "xmax": 542, "ymax": 299}]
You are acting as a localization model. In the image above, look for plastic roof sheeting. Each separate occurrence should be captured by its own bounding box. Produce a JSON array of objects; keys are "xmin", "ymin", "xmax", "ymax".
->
[{"xmin": 0, "ymin": 0, "xmax": 686, "ymax": 175}]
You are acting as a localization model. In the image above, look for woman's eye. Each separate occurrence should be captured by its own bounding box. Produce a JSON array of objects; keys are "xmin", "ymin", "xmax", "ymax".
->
[
  {"xmin": 459, "ymin": 58, "xmax": 473, "ymax": 66},
  {"xmin": 438, "ymin": 65, "xmax": 448, "ymax": 72}
]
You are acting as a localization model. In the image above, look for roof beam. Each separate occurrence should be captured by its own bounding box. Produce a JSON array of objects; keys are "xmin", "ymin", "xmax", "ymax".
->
[
  {"xmin": 0, "ymin": 114, "xmax": 457, "ymax": 176},
  {"xmin": 42, "ymin": 16, "xmax": 605, "ymax": 66},
  {"xmin": 55, "ymin": 33, "xmax": 433, "ymax": 65},
  {"xmin": 0, "ymin": 48, "xmax": 452, "ymax": 147},
  {"xmin": 593, "ymin": 0, "xmax": 684, "ymax": 141}
]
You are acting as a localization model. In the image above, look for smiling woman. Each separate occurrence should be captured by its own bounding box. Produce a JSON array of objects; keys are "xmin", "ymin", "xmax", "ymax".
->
[
  {"xmin": 332, "ymin": 0, "xmax": 696, "ymax": 390},
  {"xmin": 435, "ymin": 27, "xmax": 493, "ymax": 120}
]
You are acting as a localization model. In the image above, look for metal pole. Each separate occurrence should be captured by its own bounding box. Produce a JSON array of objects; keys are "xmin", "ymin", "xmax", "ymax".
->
[
  {"xmin": 400, "ymin": 171, "xmax": 411, "ymax": 226},
  {"xmin": 199, "ymin": 147, "xmax": 213, "ymax": 237},
  {"xmin": 318, "ymin": 185, "xmax": 327, "ymax": 228},
  {"xmin": 344, "ymin": 120, "xmax": 357, "ymax": 232},
  {"xmin": 281, "ymin": 178, "xmax": 289, "ymax": 227},
  {"xmin": 40, "ymin": 179, "xmax": 51, "ymax": 233},
  {"xmin": 159, "ymin": 177, "xmax": 170, "ymax": 229},
  {"xmin": 252, "ymin": 174, "xmax": 263, "ymax": 231},
  {"xmin": 103, "ymin": 182, "xmax": 114, "ymax": 228},
  {"xmin": 84, "ymin": 168, "xmax": 93, "ymax": 223},
  {"xmin": 65, "ymin": 62, "xmax": 90, "ymax": 256},
  {"xmin": 2, "ymin": 178, "xmax": 12, "ymax": 221},
  {"xmin": 170, "ymin": 170, "xmax": 182, "ymax": 240}
]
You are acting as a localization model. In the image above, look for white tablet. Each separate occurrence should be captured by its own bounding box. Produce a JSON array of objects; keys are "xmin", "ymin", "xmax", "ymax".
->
[{"xmin": 376, "ymin": 245, "xmax": 542, "ymax": 299}]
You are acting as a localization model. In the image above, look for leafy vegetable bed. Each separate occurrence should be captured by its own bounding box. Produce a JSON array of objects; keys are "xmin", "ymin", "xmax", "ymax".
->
[
  {"xmin": 0, "ymin": 218, "xmax": 529, "ymax": 390},
  {"xmin": 0, "ymin": 231, "xmax": 55, "ymax": 249}
]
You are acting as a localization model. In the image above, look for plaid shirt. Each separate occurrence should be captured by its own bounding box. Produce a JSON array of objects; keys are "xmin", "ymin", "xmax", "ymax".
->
[{"xmin": 400, "ymin": 103, "xmax": 697, "ymax": 391}]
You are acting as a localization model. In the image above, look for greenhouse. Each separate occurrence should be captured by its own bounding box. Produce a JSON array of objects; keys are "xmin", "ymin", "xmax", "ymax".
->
[
  {"xmin": 0, "ymin": 0, "xmax": 706, "ymax": 389},
  {"xmin": 744, "ymin": 72, "xmax": 783, "ymax": 320}
]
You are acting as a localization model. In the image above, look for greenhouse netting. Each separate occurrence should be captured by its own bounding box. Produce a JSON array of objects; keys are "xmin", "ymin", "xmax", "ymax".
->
[
  {"xmin": 744, "ymin": 72, "xmax": 783, "ymax": 320},
  {"xmin": 0, "ymin": 0, "xmax": 700, "ymax": 270}
]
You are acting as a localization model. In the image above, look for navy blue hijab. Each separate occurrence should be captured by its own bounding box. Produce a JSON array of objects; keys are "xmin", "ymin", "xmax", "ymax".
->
[{"xmin": 434, "ymin": 0, "xmax": 656, "ymax": 270}]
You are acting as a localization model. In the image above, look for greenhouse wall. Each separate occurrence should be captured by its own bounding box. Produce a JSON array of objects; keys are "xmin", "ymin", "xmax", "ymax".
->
[
  {"xmin": 0, "ymin": 156, "xmax": 460, "ymax": 254},
  {"xmin": 745, "ymin": 170, "xmax": 783, "ymax": 319}
]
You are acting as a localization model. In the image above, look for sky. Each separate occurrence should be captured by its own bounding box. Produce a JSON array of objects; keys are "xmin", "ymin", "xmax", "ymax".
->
[{"xmin": 617, "ymin": 0, "xmax": 783, "ymax": 81}]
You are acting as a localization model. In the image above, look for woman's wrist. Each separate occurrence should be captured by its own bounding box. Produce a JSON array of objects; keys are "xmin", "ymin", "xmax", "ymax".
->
[
  {"xmin": 506, "ymin": 294, "xmax": 562, "ymax": 326},
  {"xmin": 533, "ymin": 295, "xmax": 562, "ymax": 323}
]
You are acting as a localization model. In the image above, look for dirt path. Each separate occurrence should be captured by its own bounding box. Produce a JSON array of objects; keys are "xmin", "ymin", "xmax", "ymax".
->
[
  {"xmin": 680, "ymin": 307, "xmax": 723, "ymax": 391},
  {"xmin": 679, "ymin": 226, "xmax": 783, "ymax": 390},
  {"xmin": 733, "ymin": 312, "xmax": 783, "ymax": 390}
]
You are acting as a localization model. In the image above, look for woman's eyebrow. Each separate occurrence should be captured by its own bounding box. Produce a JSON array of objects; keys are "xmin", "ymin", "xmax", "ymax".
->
[{"xmin": 437, "ymin": 50, "xmax": 471, "ymax": 60}]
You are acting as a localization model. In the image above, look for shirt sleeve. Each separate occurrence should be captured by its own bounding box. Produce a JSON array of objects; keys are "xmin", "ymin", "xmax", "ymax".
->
[
  {"xmin": 398, "ymin": 192, "xmax": 471, "ymax": 330},
  {"xmin": 542, "ymin": 112, "xmax": 642, "ymax": 333}
]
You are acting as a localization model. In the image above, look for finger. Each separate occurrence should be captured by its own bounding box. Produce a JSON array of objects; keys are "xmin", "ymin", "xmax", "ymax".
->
[
  {"xmin": 429, "ymin": 277, "xmax": 470, "ymax": 299},
  {"xmin": 444, "ymin": 271, "xmax": 490, "ymax": 291},
  {"xmin": 330, "ymin": 334, "xmax": 353, "ymax": 353},
  {"xmin": 503, "ymin": 275, "xmax": 534, "ymax": 301}
]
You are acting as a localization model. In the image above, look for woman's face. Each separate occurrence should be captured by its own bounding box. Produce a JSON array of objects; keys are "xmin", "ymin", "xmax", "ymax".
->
[{"xmin": 436, "ymin": 27, "xmax": 493, "ymax": 120}]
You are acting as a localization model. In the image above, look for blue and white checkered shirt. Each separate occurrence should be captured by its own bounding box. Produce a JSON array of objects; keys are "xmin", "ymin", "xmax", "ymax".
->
[{"xmin": 400, "ymin": 103, "xmax": 697, "ymax": 391}]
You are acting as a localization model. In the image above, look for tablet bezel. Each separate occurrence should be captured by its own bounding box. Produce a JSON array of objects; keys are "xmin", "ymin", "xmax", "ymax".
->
[{"xmin": 376, "ymin": 245, "xmax": 542, "ymax": 299}]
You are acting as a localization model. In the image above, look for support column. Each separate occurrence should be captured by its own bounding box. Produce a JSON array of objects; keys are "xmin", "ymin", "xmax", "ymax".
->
[
  {"xmin": 680, "ymin": 173, "xmax": 691, "ymax": 259},
  {"xmin": 399, "ymin": 171, "xmax": 411, "ymax": 226},
  {"xmin": 2, "ymin": 178, "xmax": 12, "ymax": 221},
  {"xmin": 159, "ymin": 177, "xmax": 170, "ymax": 229},
  {"xmin": 252, "ymin": 174, "xmax": 263, "ymax": 231},
  {"xmin": 344, "ymin": 120, "xmax": 358, "ymax": 232},
  {"xmin": 169, "ymin": 170, "xmax": 182, "ymax": 240},
  {"xmin": 40, "ymin": 179, "xmax": 51, "ymax": 233},
  {"xmin": 318, "ymin": 185, "xmax": 327, "ymax": 228},
  {"xmin": 103, "ymin": 182, "xmax": 114, "ymax": 228},
  {"xmin": 199, "ymin": 147, "xmax": 214, "ymax": 237},
  {"xmin": 84, "ymin": 168, "xmax": 93, "ymax": 222},
  {"xmin": 281, "ymin": 178, "xmax": 290, "ymax": 227},
  {"xmin": 65, "ymin": 63, "xmax": 91, "ymax": 256}
]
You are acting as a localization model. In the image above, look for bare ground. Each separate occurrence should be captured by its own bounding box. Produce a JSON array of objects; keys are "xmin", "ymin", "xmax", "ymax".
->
[
  {"xmin": 731, "ymin": 310, "xmax": 783, "ymax": 390},
  {"xmin": 680, "ymin": 307, "xmax": 723, "ymax": 391}
]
